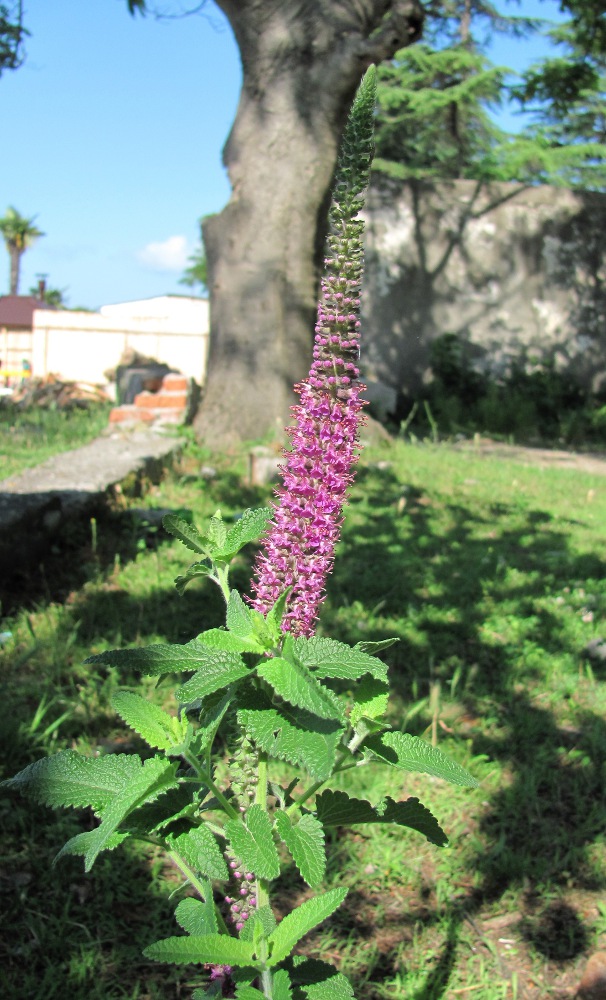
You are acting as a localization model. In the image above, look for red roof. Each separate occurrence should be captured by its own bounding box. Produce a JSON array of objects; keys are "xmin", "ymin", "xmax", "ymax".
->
[{"xmin": 0, "ymin": 295, "xmax": 51, "ymax": 327}]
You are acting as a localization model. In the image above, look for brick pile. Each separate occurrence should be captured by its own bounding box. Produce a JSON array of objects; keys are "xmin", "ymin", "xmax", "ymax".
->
[{"xmin": 109, "ymin": 372, "xmax": 191, "ymax": 425}]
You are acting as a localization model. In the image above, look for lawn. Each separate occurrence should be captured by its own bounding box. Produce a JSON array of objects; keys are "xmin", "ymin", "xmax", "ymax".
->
[
  {"xmin": 0, "ymin": 399, "xmax": 111, "ymax": 481},
  {"xmin": 1, "ymin": 435, "xmax": 605, "ymax": 999}
]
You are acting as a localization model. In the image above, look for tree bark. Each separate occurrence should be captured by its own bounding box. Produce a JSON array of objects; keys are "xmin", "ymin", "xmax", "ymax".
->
[
  {"xmin": 194, "ymin": 0, "xmax": 423, "ymax": 446},
  {"xmin": 10, "ymin": 248, "xmax": 20, "ymax": 295}
]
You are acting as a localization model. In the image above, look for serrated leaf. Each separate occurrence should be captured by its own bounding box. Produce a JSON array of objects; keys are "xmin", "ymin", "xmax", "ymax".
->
[
  {"xmin": 366, "ymin": 732, "xmax": 478, "ymax": 787},
  {"xmin": 214, "ymin": 507, "xmax": 272, "ymax": 559},
  {"xmin": 3, "ymin": 750, "xmax": 149, "ymax": 813},
  {"xmin": 196, "ymin": 628, "xmax": 264, "ymax": 654},
  {"xmin": 266, "ymin": 888, "xmax": 348, "ymax": 967},
  {"xmin": 144, "ymin": 934, "xmax": 256, "ymax": 968},
  {"xmin": 55, "ymin": 830, "xmax": 129, "ymax": 863},
  {"xmin": 235, "ymin": 988, "xmax": 265, "ymax": 1000},
  {"xmin": 175, "ymin": 894, "xmax": 218, "ymax": 936},
  {"xmin": 273, "ymin": 970, "xmax": 294, "ymax": 1000},
  {"xmin": 175, "ymin": 561, "xmax": 213, "ymax": 595},
  {"xmin": 238, "ymin": 701, "xmax": 342, "ymax": 781},
  {"xmin": 293, "ymin": 636, "xmax": 388, "ymax": 682},
  {"xmin": 162, "ymin": 514, "xmax": 209, "ymax": 554},
  {"xmin": 314, "ymin": 790, "xmax": 447, "ymax": 847},
  {"xmin": 190, "ymin": 690, "xmax": 233, "ymax": 756},
  {"xmin": 256, "ymin": 658, "xmax": 344, "ymax": 722},
  {"xmin": 87, "ymin": 638, "xmax": 247, "ymax": 679},
  {"xmin": 84, "ymin": 757, "xmax": 179, "ymax": 869},
  {"xmin": 239, "ymin": 905, "xmax": 276, "ymax": 943},
  {"xmin": 225, "ymin": 804, "xmax": 280, "ymax": 881},
  {"xmin": 207, "ymin": 510, "xmax": 227, "ymax": 549},
  {"xmin": 275, "ymin": 812, "xmax": 325, "ymax": 888},
  {"xmin": 350, "ymin": 678, "xmax": 389, "ymax": 727},
  {"xmin": 124, "ymin": 783, "xmax": 197, "ymax": 835},
  {"xmin": 226, "ymin": 589, "xmax": 256, "ymax": 638},
  {"xmin": 193, "ymin": 987, "xmax": 222, "ymax": 999},
  {"xmin": 265, "ymin": 589, "xmax": 292, "ymax": 636},
  {"xmin": 354, "ymin": 638, "xmax": 399, "ymax": 655},
  {"xmin": 176, "ymin": 653, "xmax": 250, "ymax": 703},
  {"xmin": 302, "ymin": 973, "xmax": 354, "ymax": 999},
  {"xmin": 111, "ymin": 692, "xmax": 189, "ymax": 753},
  {"xmin": 167, "ymin": 824, "xmax": 229, "ymax": 880}
]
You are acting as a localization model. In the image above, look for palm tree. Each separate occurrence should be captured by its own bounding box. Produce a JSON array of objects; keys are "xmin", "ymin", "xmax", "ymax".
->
[{"xmin": 0, "ymin": 206, "xmax": 44, "ymax": 294}]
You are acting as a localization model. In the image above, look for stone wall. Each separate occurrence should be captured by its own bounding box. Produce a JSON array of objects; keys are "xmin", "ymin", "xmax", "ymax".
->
[{"xmin": 361, "ymin": 178, "xmax": 606, "ymax": 398}]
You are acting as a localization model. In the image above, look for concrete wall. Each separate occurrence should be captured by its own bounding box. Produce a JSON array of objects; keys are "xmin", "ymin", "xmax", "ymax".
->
[
  {"xmin": 361, "ymin": 178, "xmax": 606, "ymax": 396},
  {"xmin": 31, "ymin": 296, "xmax": 209, "ymax": 386}
]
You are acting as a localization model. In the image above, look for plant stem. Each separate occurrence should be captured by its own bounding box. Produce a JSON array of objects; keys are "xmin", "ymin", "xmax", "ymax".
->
[
  {"xmin": 287, "ymin": 750, "xmax": 349, "ymax": 814},
  {"xmin": 183, "ymin": 751, "xmax": 240, "ymax": 820},
  {"xmin": 254, "ymin": 751, "xmax": 272, "ymax": 996},
  {"xmin": 167, "ymin": 850, "xmax": 230, "ymax": 934}
]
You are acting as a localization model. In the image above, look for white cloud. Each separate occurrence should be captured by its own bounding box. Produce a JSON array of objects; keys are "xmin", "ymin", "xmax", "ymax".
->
[{"xmin": 137, "ymin": 235, "xmax": 189, "ymax": 272}]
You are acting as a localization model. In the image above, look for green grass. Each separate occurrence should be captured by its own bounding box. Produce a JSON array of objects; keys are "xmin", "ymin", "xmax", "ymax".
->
[
  {"xmin": 0, "ymin": 400, "xmax": 111, "ymax": 480},
  {"xmin": 1, "ymin": 437, "xmax": 605, "ymax": 999}
]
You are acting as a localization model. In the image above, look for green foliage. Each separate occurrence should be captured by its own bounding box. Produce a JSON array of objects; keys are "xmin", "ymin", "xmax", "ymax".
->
[
  {"xmin": 314, "ymin": 789, "xmax": 447, "ymax": 846},
  {"xmin": 144, "ymin": 933, "xmax": 257, "ymax": 967},
  {"xmin": 365, "ymin": 730, "xmax": 479, "ymax": 786},
  {"xmin": 274, "ymin": 811, "xmax": 326, "ymax": 888},
  {"xmin": 265, "ymin": 888, "xmax": 348, "ymax": 966},
  {"xmin": 0, "ymin": 4, "xmax": 28, "ymax": 76},
  {"xmin": 225, "ymin": 805, "xmax": 281, "ymax": 881}
]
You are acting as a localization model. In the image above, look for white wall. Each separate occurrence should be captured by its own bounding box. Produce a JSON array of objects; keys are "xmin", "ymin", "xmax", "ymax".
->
[{"xmin": 31, "ymin": 296, "xmax": 209, "ymax": 386}]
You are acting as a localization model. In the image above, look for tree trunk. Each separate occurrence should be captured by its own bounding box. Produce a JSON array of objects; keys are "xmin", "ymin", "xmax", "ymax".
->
[
  {"xmin": 194, "ymin": 0, "xmax": 423, "ymax": 447},
  {"xmin": 9, "ymin": 247, "xmax": 20, "ymax": 295}
]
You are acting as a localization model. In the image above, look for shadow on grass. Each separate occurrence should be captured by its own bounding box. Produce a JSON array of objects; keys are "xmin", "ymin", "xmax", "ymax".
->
[{"xmin": 321, "ymin": 462, "xmax": 606, "ymax": 997}]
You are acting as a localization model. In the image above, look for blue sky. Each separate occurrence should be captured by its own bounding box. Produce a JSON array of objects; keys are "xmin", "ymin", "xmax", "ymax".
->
[{"xmin": 0, "ymin": 0, "xmax": 564, "ymax": 309}]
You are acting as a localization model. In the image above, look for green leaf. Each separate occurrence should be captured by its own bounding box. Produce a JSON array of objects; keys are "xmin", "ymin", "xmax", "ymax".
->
[
  {"xmin": 275, "ymin": 812, "xmax": 326, "ymax": 888},
  {"xmin": 144, "ymin": 934, "xmax": 256, "ymax": 968},
  {"xmin": 111, "ymin": 692, "xmax": 190, "ymax": 753},
  {"xmin": 207, "ymin": 510, "xmax": 227, "ymax": 549},
  {"xmin": 167, "ymin": 824, "xmax": 229, "ymax": 880},
  {"xmin": 350, "ymin": 678, "xmax": 389, "ymax": 727},
  {"xmin": 3, "ymin": 749, "xmax": 151, "ymax": 813},
  {"xmin": 354, "ymin": 638, "xmax": 399, "ymax": 655},
  {"xmin": 226, "ymin": 590, "xmax": 257, "ymax": 638},
  {"xmin": 256, "ymin": 657, "xmax": 344, "ymax": 722},
  {"xmin": 123, "ymin": 783, "xmax": 197, "ymax": 835},
  {"xmin": 302, "ymin": 973, "xmax": 354, "ymax": 999},
  {"xmin": 273, "ymin": 970, "xmax": 294, "ymax": 1000},
  {"xmin": 196, "ymin": 628, "xmax": 264, "ymax": 654},
  {"xmin": 239, "ymin": 905, "xmax": 276, "ymax": 943},
  {"xmin": 87, "ymin": 638, "xmax": 247, "ymax": 678},
  {"xmin": 85, "ymin": 757, "xmax": 179, "ymax": 869},
  {"xmin": 265, "ymin": 589, "xmax": 292, "ymax": 636},
  {"xmin": 293, "ymin": 636, "xmax": 388, "ymax": 682},
  {"xmin": 314, "ymin": 790, "xmax": 447, "ymax": 847},
  {"xmin": 190, "ymin": 690, "xmax": 234, "ymax": 756},
  {"xmin": 267, "ymin": 888, "xmax": 347, "ymax": 966},
  {"xmin": 238, "ymin": 702, "xmax": 342, "ymax": 781},
  {"xmin": 235, "ymin": 988, "xmax": 265, "ymax": 1000},
  {"xmin": 175, "ymin": 561, "xmax": 213, "ymax": 595},
  {"xmin": 214, "ymin": 507, "xmax": 272, "ymax": 559},
  {"xmin": 55, "ymin": 830, "xmax": 129, "ymax": 863},
  {"xmin": 175, "ymin": 894, "xmax": 218, "ymax": 936},
  {"xmin": 176, "ymin": 652, "xmax": 250, "ymax": 703},
  {"xmin": 162, "ymin": 514, "xmax": 209, "ymax": 554},
  {"xmin": 225, "ymin": 804, "xmax": 280, "ymax": 881},
  {"xmin": 366, "ymin": 731, "xmax": 478, "ymax": 787}
]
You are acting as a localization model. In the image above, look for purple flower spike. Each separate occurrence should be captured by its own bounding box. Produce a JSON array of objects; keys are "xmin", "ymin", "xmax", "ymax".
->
[{"xmin": 251, "ymin": 68, "xmax": 377, "ymax": 637}]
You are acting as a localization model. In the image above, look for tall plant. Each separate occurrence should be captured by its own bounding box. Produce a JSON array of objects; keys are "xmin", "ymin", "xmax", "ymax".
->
[
  {"xmin": 3, "ymin": 69, "xmax": 476, "ymax": 1000},
  {"xmin": 0, "ymin": 205, "xmax": 44, "ymax": 294}
]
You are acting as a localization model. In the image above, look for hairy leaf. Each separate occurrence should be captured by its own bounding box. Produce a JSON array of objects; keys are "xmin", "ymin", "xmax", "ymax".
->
[
  {"xmin": 256, "ymin": 657, "xmax": 344, "ymax": 722},
  {"xmin": 196, "ymin": 628, "xmax": 264, "ymax": 654},
  {"xmin": 3, "ymin": 750, "xmax": 151, "ymax": 813},
  {"xmin": 238, "ymin": 702, "xmax": 342, "ymax": 781},
  {"xmin": 366, "ymin": 731, "xmax": 478, "ymax": 787},
  {"xmin": 225, "ymin": 804, "xmax": 280, "ymax": 881},
  {"xmin": 190, "ymin": 690, "xmax": 234, "ymax": 756},
  {"xmin": 111, "ymin": 692, "xmax": 189, "ymax": 753},
  {"xmin": 162, "ymin": 514, "xmax": 209, "ymax": 554},
  {"xmin": 87, "ymin": 758, "xmax": 179, "ymax": 869},
  {"xmin": 235, "ymin": 988, "xmax": 264, "ymax": 1000},
  {"xmin": 87, "ymin": 638, "xmax": 247, "ymax": 678},
  {"xmin": 207, "ymin": 510, "xmax": 228, "ymax": 549},
  {"xmin": 350, "ymin": 678, "xmax": 389, "ymax": 726},
  {"xmin": 176, "ymin": 654, "xmax": 249, "ymax": 703},
  {"xmin": 272, "ymin": 970, "xmax": 294, "ymax": 1000},
  {"xmin": 55, "ymin": 829, "xmax": 129, "ymax": 863},
  {"xmin": 167, "ymin": 824, "xmax": 229, "ymax": 880},
  {"xmin": 175, "ymin": 894, "xmax": 218, "ymax": 936},
  {"xmin": 214, "ymin": 507, "xmax": 272, "ymax": 559},
  {"xmin": 175, "ymin": 561, "xmax": 213, "ymax": 595},
  {"xmin": 302, "ymin": 973, "xmax": 354, "ymax": 998},
  {"xmin": 315, "ymin": 789, "xmax": 447, "ymax": 846},
  {"xmin": 144, "ymin": 934, "xmax": 256, "ymax": 967},
  {"xmin": 275, "ymin": 812, "xmax": 326, "ymax": 888},
  {"xmin": 266, "ymin": 888, "xmax": 348, "ymax": 966},
  {"xmin": 226, "ymin": 589, "xmax": 256, "ymax": 638},
  {"xmin": 239, "ymin": 905, "xmax": 276, "ymax": 943},
  {"xmin": 294, "ymin": 636, "xmax": 388, "ymax": 682},
  {"xmin": 354, "ymin": 638, "xmax": 399, "ymax": 655}
]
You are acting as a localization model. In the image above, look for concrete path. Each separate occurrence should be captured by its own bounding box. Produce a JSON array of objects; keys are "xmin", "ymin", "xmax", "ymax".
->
[{"xmin": 0, "ymin": 428, "xmax": 183, "ymax": 577}]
